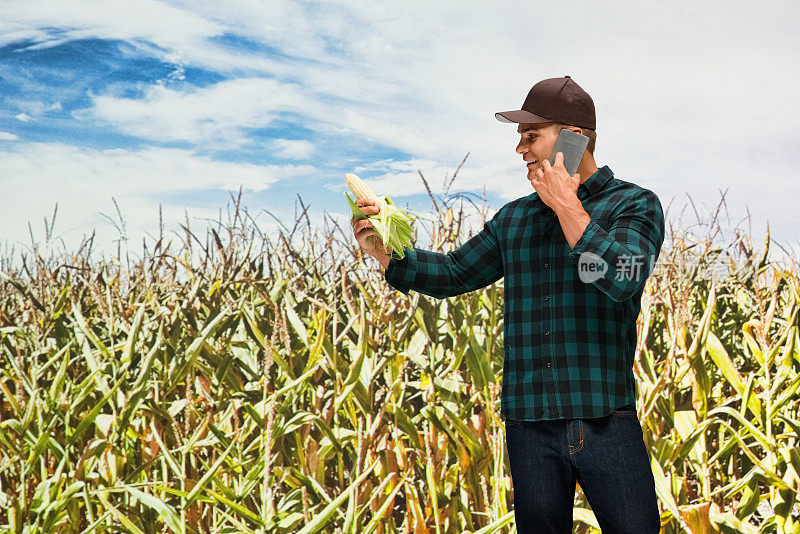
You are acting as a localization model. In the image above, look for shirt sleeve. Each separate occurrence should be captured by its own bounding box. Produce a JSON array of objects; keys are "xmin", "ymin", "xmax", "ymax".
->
[
  {"xmin": 569, "ymin": 189, "xmax": 665, "ymax": 302},
  {"xmin": 384, "ymin": 210, "xmax": 504, "ymax": 298}
]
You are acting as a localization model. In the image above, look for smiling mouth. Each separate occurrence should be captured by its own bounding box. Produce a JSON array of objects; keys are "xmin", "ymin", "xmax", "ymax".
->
[{"xmin": 526, "ymin": 160, "xmax": 538, "ymax": 167}]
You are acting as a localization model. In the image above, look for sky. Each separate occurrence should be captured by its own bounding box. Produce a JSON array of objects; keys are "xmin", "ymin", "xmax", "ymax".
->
[{"xmin": 1, "ymin": 0, "xmax": 798, "ymax": 270}]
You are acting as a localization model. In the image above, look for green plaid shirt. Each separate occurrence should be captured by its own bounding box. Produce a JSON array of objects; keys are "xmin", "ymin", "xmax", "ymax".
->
[{"xmin": 384, "ymin": 165, "xmax": 665, "ymax": 421}]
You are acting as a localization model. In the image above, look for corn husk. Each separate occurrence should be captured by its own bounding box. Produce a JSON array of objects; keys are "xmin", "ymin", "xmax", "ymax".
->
[{"xmin": 345, "ymin": 174, "xmax": 414, "ymax": 260}]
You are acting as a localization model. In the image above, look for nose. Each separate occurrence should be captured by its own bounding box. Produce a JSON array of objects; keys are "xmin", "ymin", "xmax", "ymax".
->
[{"xmin": 516, "ymin": 140, "xmax": 525, "ymax": 155}]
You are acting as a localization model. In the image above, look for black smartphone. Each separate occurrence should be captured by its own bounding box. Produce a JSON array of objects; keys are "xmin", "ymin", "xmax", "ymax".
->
[{"xmin": 548, "ymin": 129, "xmax": 589, "ymax": 175}]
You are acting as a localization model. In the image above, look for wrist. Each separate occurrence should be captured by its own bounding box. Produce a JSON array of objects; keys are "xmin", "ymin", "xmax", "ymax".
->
[
  {"xmin": 376, "ymin": 252, "xmax": 392, "ymax": 269},
  {"xmin": 554, "ymin": 196, "xmax": 585, "ymax": 219}
]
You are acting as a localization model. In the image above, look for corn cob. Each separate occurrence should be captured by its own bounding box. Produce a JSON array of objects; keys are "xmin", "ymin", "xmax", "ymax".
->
[
  {"xmin": 346, "ymin": 173, "xmax": 382, "ymax": 253},
  {"xmin": 345, "ymin": 173, "xmax": 378, "ymax": 201}
]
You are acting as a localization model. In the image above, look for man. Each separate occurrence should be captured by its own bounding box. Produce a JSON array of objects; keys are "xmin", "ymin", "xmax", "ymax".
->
[{"xmin": 351, "ymin": 75, "xmax": 664, "ymax": 533}]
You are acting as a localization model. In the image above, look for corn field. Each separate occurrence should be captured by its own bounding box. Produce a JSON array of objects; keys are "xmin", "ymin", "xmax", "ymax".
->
[{"xmin": 1, "ymin": 174, "xmax": 799, "ymax": 533}]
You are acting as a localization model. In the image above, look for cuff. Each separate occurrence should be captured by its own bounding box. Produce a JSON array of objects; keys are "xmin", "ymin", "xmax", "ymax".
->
[
  {"xmin": 384, "ymin": 247, "xmax": 418, "ymax": 295},
  {"xmin": 569, "ymin": 219, "xmax": 613, "ymax": 264}
]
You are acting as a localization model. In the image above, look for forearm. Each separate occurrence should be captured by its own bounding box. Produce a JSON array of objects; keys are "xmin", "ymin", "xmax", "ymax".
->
[
  {"xmin": 382, "ymin": 248, "xmax": 481, "ymax": 299},
  {"xmin": 383, "ymin": 243, "xmax": 503, "ymax": 298},
  {"xmin": 563, "ymin": 191, "xmax": 665, "ymax": 302},
  {"xmin": 555, "ymin": 198, "xmax": 592, "ymax": 249}
]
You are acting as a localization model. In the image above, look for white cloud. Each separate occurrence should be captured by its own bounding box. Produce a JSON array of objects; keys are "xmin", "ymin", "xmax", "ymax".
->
[
  {"xmin": 0, "ymin": 132, "xmax": 18, "ymax": 141},
  {"xmin": 0, "ymin": 142, "xmax": 316, "ymax": 256},
  {"xmin": 0, "ymin": 1, "xmax": 222, "ymax": 51},
  {"xmin": 271, "ymin": 139, "xmax": 314, "ymax": 160},
  {"xmin": 83, "ymin": 78, "xmax": 307, "ymax": 146},
  {"xmin": 7, "ymin": 100, "xmax": 62, "ymax": 121},
  {"xmin": 83, "ymin": 75, "xmax": 440, "ymax": 154},
  {"xmin": 1, "ymin": 142, "xmax": 313, "ymax": 194}
]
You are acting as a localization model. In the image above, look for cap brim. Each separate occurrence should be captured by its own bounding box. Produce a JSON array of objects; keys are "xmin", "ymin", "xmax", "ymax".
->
[{"xmin": 494, "ymin": 109, "xmax": 553, "ymax": 124}]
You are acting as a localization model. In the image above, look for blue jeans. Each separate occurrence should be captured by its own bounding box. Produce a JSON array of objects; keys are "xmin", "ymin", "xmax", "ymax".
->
[{"xmin": 504, "ymin": 404, "xmax": 660, "ymax": 533}]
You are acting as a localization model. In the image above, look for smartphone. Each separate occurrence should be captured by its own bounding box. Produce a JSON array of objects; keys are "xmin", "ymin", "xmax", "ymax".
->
[{"xmin": 548, "ymin": 129, "xmax": 589, "ymax": 176}]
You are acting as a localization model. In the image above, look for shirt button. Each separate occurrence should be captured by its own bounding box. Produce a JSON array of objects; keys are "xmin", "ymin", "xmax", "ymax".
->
[
  {"xmin": 545, "ymin": 383, "xmax": 554, "ymax": 392},
  {"xmin": 544, "ymin": 295, "xmax": 550, "ymax": 301},
  {"xmin": 546, "ymin": 362, "xmax": 551, "ymax": 368},
  {"xmin": 545, "ymin": 330, "xmax": 550, "ymax": 336},
  {"xmin": 544, "ymin": 261, "xmax": 549, "ymax": 268}
]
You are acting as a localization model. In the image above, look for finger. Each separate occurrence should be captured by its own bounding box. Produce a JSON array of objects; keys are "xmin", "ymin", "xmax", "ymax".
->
[
  {"xmin": 542, "ymin": 157, "xmax": 551, "ymax": 169},
  {"xmin": 556, "ymin": 151, "xmax": 563, "ymax": 166}
]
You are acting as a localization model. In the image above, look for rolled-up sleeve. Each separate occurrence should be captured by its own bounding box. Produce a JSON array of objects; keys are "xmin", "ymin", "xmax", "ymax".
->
[
  {"xmin": 569, "ymin": 189, "xmax": 664, "ymax": 302},
  {"xmin": 384, "ymin": 210, "xmax": 504, "ymax": 299}
]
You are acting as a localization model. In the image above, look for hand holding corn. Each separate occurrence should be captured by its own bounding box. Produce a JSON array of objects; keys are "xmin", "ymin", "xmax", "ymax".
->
[
  {"xmin": 345, "ymin": 173, "xmax": 414, "ymax": 262},
  {"xmin": 351, "ymin": 198, "xmax": 392, "ymax": 260}
]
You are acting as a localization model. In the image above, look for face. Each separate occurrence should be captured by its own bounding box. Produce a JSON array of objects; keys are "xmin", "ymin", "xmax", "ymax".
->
[{"xmin": 516, "ymin": 122, "xmax": 560, "ymax": 178}]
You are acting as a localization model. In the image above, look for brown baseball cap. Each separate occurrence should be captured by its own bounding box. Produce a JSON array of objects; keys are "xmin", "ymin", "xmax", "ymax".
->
[{"xmin": 495, "ymin": 75, "xmax": 596, "ymax": 130}]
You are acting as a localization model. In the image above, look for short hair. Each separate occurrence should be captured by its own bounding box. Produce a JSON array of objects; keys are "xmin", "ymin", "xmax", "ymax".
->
[{"xmin": 551, "ymin": 122, "xmax": 596, "ymax": 155}]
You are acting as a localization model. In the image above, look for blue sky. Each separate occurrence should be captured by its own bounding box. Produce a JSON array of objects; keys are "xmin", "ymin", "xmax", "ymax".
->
[{"xmin": 1, "ymin": 0, "xmax": 798, "ymax": 266}]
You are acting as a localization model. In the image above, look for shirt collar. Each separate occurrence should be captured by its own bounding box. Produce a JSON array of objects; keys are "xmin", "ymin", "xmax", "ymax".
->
[{"xmin": 578, "ymin": 165, "xmax": 613, "ymax": 199}]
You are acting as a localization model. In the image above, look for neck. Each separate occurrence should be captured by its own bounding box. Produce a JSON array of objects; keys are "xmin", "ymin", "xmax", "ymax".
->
[{"xmin": 577, "ymin": 153, "xmax": 599, "ymax": 184}]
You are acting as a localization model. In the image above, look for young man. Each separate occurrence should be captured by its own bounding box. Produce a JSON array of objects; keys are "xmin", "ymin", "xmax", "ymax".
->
[{"xmin": 351, "ymin": 75, "xmax": 664, "ymax": 533}]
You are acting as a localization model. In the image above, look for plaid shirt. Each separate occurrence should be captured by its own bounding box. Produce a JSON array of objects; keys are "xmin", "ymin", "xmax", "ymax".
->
[{"xmin": 384, "ymin": 165, "xmax": 665, "ymax": 421}]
